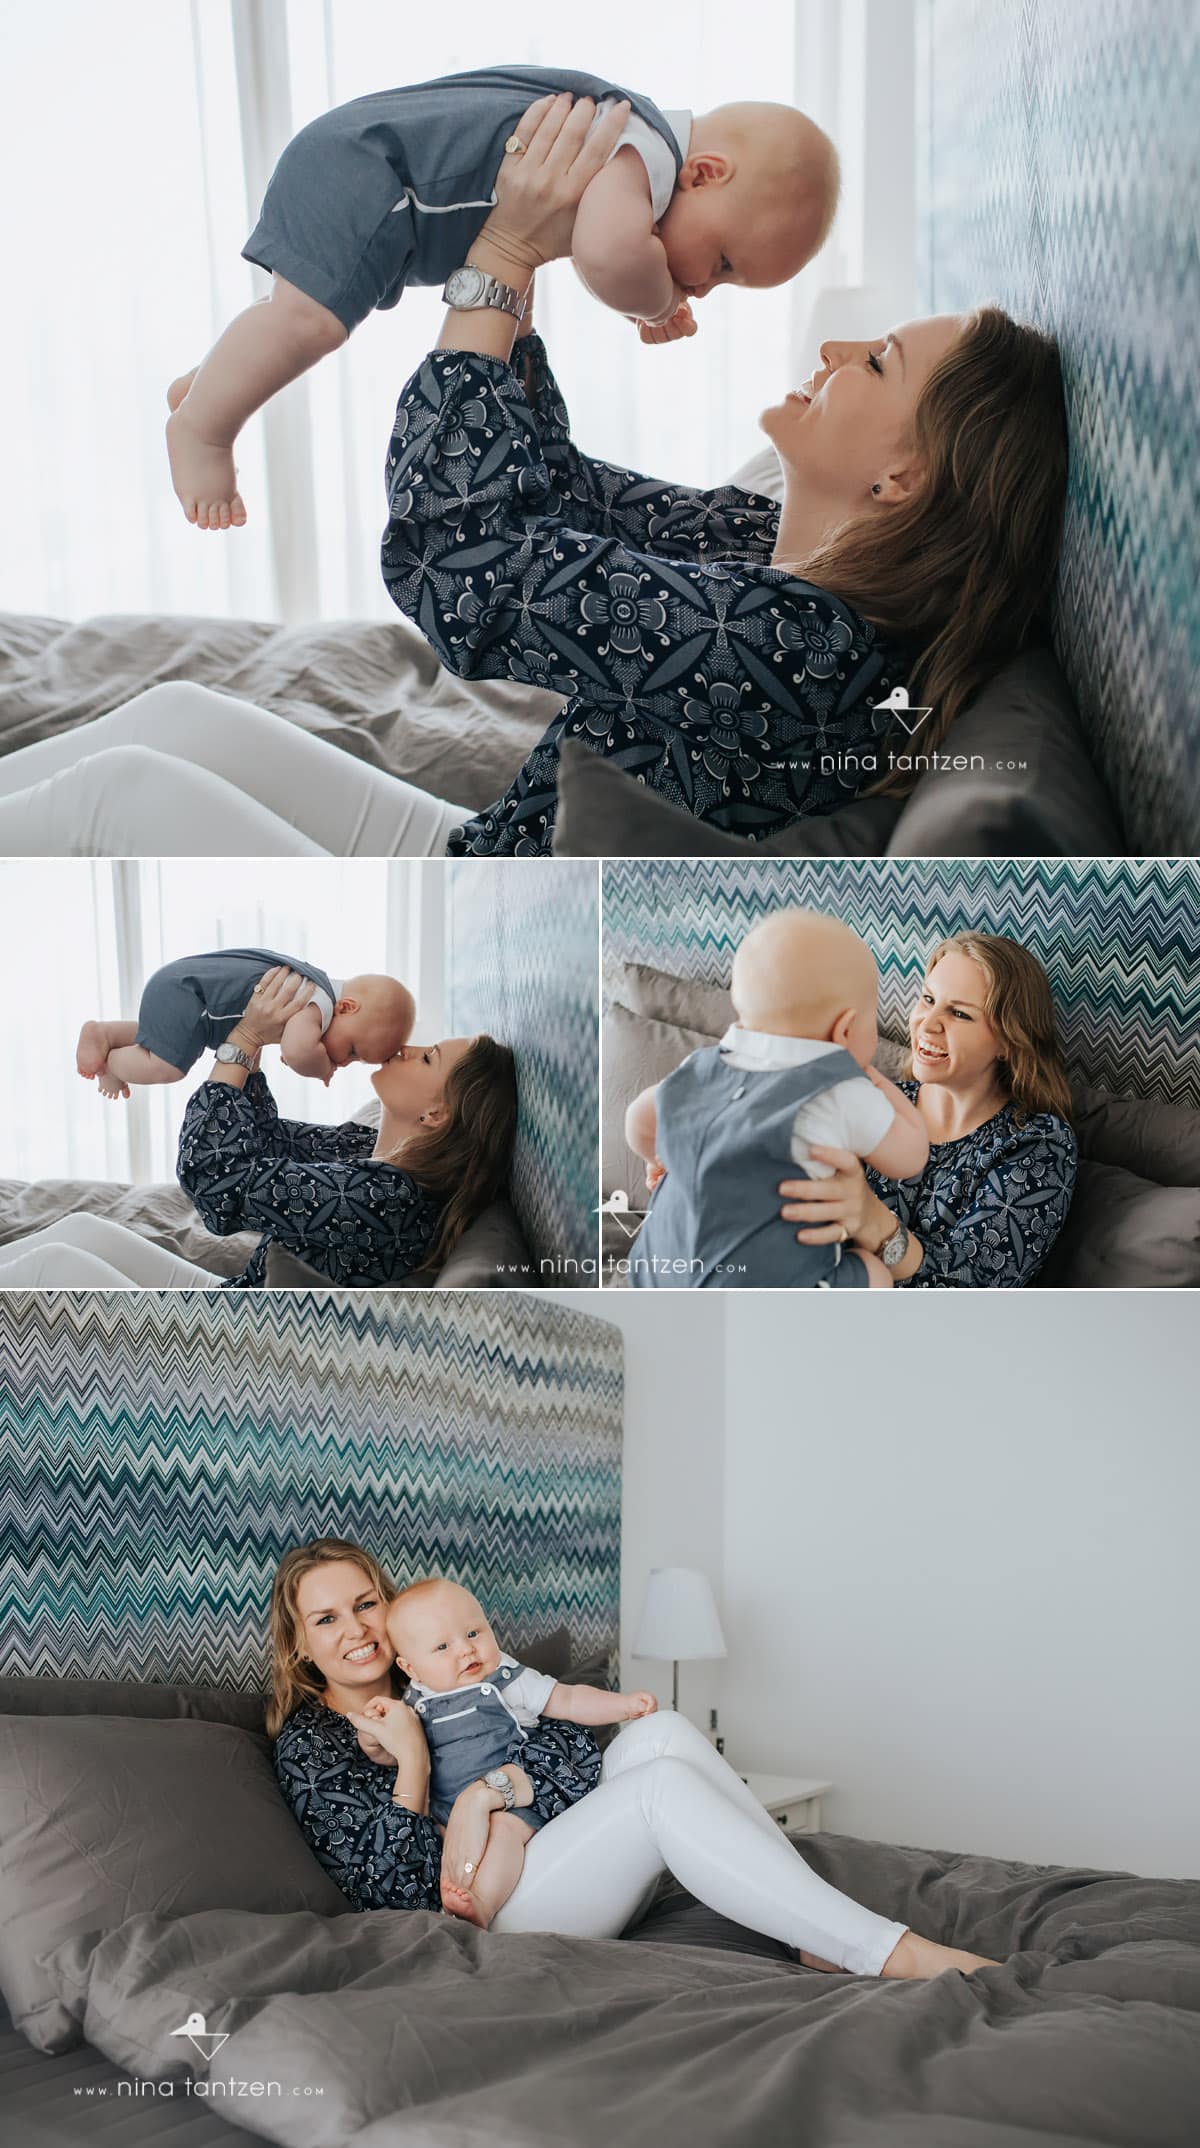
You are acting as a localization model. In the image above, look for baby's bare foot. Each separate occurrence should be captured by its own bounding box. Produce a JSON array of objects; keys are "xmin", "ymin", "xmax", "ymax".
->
[
  {"xmin": 166, "ymin": 368, "xmax": 199, "ymax": 413},
  {"xmin": 76, "ymin": 1020, "xmax": 111, "ymax": 1079},
  {"xmin": 166, "ymin": 405, "xmax": 248, "ymax": 530},
  {"xmin": 440, "ymin": 1879, "xmax": 490, "ymax": 1927},
  {"xmin": 882, "ymin": 1933, "xmax": 997, "ymax": 1980},
  {"xmin": 96, "ymin": 1070, "xmax": 130, "ymax": 1102}
]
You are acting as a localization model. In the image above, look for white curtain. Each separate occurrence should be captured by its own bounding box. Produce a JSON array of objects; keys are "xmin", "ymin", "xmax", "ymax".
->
[{"xmin": 0, "ymin": 859, "xmax": 444, "ymax": 1184}]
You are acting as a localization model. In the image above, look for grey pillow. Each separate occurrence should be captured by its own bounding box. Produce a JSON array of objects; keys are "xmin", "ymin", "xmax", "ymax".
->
[
  {"xmin": 1070, "ymin": 1083, "xmax": 1200, "ymax": 1187},
  {"xmin": 1037, "ymin": 1160, "xmax": 1200, "ymax": 1289},
  {"xmin": 0, "ymin": 1675, "xmax": 266, "ymax": 1732},
  {"xmin": 554, "ymin": 649, "xmax": 1122, "ymax": 859},
  {"xmin": 0, "ymin": 1713, "xmax": 347, "ymax": 2051}
]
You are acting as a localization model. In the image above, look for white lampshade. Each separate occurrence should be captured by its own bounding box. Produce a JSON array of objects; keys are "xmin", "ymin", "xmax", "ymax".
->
[{"xmin": 632, "ymin": 1569, "xmax": 727, "ymax": 1665}]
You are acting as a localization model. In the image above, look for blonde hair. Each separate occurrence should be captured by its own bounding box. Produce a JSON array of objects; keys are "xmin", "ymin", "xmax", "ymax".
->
[
  {"xmin": 379, "ymin": 1035, "xmax": 518, "ymax": 1271},
  {"xmin": 914, "ymin": 935, "xmax": 1074, "ymax": 1127},
  {"xmin": 266, "ymin": 1537, "xmax": 395, "ymax": 1739},
  {"xmin": 792, "ymin": 306, "xmax": 1069, "ymax": 793}
]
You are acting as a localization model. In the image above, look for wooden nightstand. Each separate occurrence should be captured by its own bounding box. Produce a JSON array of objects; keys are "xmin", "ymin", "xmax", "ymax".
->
[{"xmin": 736, "ymin": 1773, "xmax": 832, "ymax": 1832}]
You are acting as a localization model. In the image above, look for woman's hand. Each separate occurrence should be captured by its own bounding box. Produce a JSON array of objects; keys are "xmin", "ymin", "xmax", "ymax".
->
[
  {"xmin": 354, "ymin": 1725, "xmax": 395, "ymax": 1766},
  {"xmin": 238, "ymin": 965, "xmax": 317, "ymax": 1049},
  {"xmin": 481, "ymin": 91, "xmax": 632, "ymax": 274},
  {"xmin": 779, "ymin": 1146, "xmax": 892, "ymax": 1250},
  {"xmin": 344, "ymin": 1697, "xmax": 431, "ymax": 1808}
]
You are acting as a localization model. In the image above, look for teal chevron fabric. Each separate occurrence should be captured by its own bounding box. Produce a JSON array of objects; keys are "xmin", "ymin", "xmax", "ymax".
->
[
  {"xmin": 603, "ymin": 859, "xmax": 1200, "ymax": 1111},
  {"xmin": 917, "ymin": 0, "xmax": 1199, "ymax": 850},
  {"xmin": 0, "ymin": 1292, "xmax": 622, "ymax": 1691},
  {"xmin": 447, "ymin": 861, "xmax": 599, "ymax": 1278}
]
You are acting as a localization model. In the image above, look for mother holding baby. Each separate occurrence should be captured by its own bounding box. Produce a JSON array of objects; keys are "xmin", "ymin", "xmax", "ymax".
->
[
  {"xmin": 0, "ymin": 92, "xmax": 1068, "ymax": 856},
  {"xmin": 0, "ymin": 970, "xmax": 517, "ymax": 1287},
  {"xmin": 269, "ymin": 1535, "xmax": 994, "ymax": 1979}
]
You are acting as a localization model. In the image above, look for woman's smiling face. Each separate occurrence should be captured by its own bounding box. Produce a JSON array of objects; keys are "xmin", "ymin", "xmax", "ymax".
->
[
  {"xmin": 760, "ymin": 314, "xmax": 964, "ymax": 507},
  {"xmin": 909, "ymin": 951, "xmax": 1005, "ymax": 1089},
  {"xmin": 294, "ymin": 1560, "xmax": 392, "ymax": 1691}
]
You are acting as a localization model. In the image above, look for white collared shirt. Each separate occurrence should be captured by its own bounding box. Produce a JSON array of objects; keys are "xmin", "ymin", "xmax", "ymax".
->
[
  {"xmin": 716, "ymin": 1025, "xmax": 894, "ymax": 1177},
  {"xmin": 594, "ymin": 102, "xmax": 692, "ymax": 221}
]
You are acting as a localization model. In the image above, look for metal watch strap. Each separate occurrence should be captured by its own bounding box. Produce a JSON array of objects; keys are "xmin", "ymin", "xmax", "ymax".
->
[
  {"xmin": 442, "ymin": 265, "xmax": 527, "ymax": 319},
  {"xmin": 482, "ymin": 1768, "xmax": 516, "ymax": 1811},
  {"xmin": 215, "ymin": 1042, "xmax": 256, "ymax": 1071}
]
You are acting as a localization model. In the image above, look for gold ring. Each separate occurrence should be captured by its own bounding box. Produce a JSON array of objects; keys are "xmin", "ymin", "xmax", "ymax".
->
[
  {"xmin": 839, "ymin": 1225, "xmax": 850, "ymax": 1243},
  {"xmin": 504, "ymin": 133, "xmax": 526, "ymax": 155}
]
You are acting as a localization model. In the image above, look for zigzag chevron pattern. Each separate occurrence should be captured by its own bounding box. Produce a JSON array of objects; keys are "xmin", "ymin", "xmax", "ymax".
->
[
  {"xmin": 603, "ymin": 859, "xmax": 1200, "ymax": 1111},
  {"xmin": 0, "ymin": 1291, "xmax": 623, "ymax": 1691},
  {"xmin": 917, "ymin": 0, "xmax": 1199, "ymax": 851},
  {"xmin": 448, "ymin": 861, "xmax": 599, "ymax": 1276}
]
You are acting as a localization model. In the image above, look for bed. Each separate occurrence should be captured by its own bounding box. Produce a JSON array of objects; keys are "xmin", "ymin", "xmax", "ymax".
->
[
  {"xmin": 0, "ymin": 605, "xmax": 1123, "ymax": 859},
  {"xmin": 2, "ymin": 1675, "xmax": 1197, "ymax": 2148}
]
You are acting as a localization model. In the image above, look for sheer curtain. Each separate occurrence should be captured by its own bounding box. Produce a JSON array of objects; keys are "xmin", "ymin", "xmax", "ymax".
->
[{"xmin": 0, "ymin": 860, "xmax": 444, "ymax": 1184}]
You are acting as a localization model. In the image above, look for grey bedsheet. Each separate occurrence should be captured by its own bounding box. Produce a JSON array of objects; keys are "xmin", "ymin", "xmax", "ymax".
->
[
  {"xmin": 0, "ymin": 610, "xmax": 564, "ymax": 813},
  {"xmin": 45, "ymin": 1834, "xmax": 1200, "ymax": 2147}
]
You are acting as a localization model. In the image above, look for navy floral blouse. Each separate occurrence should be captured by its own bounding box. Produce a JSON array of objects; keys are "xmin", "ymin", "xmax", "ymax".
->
[
  {"xmin": 865, "ymin": 1081, "xmax": 1078, "ymax": 1288},
  {"xmin": 176, "ymin": 1073, "xmax": 444, "ymax": 1288},
  {"xmin": 381, "ymin": 332, "xmax": 911, "ymax": 855},
  {"xmin": 274, "ymin": 1699, "xmax": 601, "ymax": 1913}
]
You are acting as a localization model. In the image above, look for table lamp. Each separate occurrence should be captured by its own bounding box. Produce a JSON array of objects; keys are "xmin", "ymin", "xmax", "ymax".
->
[{"xmin": 632, "ymin": 1567, "xmax": 727, "ymax": 1714}]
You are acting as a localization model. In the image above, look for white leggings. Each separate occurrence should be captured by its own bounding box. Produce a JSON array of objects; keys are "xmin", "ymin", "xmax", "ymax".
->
[
  {"xmin": 493, "ymin": 1711, "xmax": 906, "ymax": 1977},
  {"xmin": 0, "ymin": 684, "xmax": 466, "ymax": 857},
  {"xmin": 0, "ymin": 1214, "xmax": 216, "ymax": 1288}
]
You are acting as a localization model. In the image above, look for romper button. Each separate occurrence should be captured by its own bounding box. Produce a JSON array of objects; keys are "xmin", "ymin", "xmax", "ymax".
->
[
  {"xmin": 416, "ymin": 1701, "xmax": 426, "ymax": 1715},
  {"xmin": 481, "ymin": 1684, "xmax": 492, "ymax": 1695}
]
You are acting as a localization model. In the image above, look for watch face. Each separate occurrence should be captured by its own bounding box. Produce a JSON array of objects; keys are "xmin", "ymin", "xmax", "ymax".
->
[{"xmin": 447, "ymin": 266, "xmax": 486, "ymax": 308}]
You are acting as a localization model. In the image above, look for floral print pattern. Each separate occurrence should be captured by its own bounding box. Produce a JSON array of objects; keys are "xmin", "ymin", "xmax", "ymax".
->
[
  {"xmin": 866, "ymin": 1081, "xmax": 1078, "ymax": 1287},
  {"xmin": 380, "ymin": 333, "xmax": 911, "ymax": 855}
]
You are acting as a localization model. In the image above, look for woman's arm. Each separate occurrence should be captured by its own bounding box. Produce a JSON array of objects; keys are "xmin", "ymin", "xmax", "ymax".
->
[
  {"xmin": 886, "ymin": 1120, "xmax": 1079, "ymax": 1290},
  {"xmin": 238, "ymin": 1071, "xmax": 376, "ymax": 1162},
  {"xmin": 273, "ymin": 1712, "xmax": 442, "ymax": 1914}
]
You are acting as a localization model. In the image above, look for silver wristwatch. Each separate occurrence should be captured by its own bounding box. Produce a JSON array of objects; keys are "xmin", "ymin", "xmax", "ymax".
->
[
  {"xmin": 879, "ymin": 1218, "xmax": 910, "ymax": 1270},
  {"xmin": 442, "ymin": 264, "xmax": 527, "ymax": 318},
  {"xmin": 481, "ymin": 1767, "xmax": 516, "ymax": 1810},
  {"xmin": 214, "ymin": 1042, "xmax": 256, "ymax": 1071}
]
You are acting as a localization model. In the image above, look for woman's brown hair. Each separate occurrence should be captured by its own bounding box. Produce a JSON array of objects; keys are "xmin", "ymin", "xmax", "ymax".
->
[
  {"xmin": 913, "ymin": 934, "xmax": 1074, "ymax": 1127},
  {"xmin": 793, "ymin": 306, "xmax": 1069, "ymax": 794},
  {"xmin": 267, "ymin": 1537, "xmax": 395, "ymax": 1739},
  {"xmin": 379, "ymin": 1035, "xmax": 519, "ymax": 1270}
]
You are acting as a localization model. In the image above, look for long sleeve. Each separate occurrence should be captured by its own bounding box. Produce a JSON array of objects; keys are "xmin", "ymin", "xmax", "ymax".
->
[
  {"xmin": 381, "ymin": 343, "xmax": 906, "ymax": 854},
  {"xmin": 513, "ymin": 332, "xmax": 782, "ymax": 562},
  {"xmin": 520, "ymin": 1718, "xmax": 603, "ymax": 1827},
  {"xmin": 176, "ymin": 1077, "xmax": 443, "ymax": 1285},
  {"xmin": 868, "ymin": 1107, "xmax": 1079, "ymax": 1290},
  {"xmin": 274, "ymin": 1705, "xmax": 442, "ymax": 1915},
  {"xmin": 240, "ymin": 1070, "xmax": 378, "ymax": 1163}
]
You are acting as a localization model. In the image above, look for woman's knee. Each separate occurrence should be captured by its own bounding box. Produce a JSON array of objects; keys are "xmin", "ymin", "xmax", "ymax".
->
[{"xmin": 111, "ymin": 682, "xmax": 220, "ymax": 741}]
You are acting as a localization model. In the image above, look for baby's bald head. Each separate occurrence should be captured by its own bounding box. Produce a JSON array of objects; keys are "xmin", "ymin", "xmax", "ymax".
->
[
  {"xmin": 731, "ymin": 910, "xmax": 879, "ymax": 1065},
  {"xmin": 708, "ymin": 102, "xmax": 841, "ymax": 274}
]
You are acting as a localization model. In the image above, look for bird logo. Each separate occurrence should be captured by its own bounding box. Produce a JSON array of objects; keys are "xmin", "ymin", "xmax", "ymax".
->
[
  {"xmin": 169, "ymin": 2011, "xmax": 230, "ymax": 2063},
  {"xmin": 873, "ymin": 684, "xmax": 933, "ymax": 735},
  {"xmin": 596, "ymin": 1189, "xmax": 641, "ymax": 1241}
]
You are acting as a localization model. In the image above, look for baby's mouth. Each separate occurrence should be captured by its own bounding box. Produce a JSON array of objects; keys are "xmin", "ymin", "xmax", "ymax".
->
[{"xmin": 458, "ymin": 1659, "xmax": 483, "ymax": 1683}]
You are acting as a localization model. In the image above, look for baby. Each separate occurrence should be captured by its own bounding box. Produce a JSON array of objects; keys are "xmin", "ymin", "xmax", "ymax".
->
[
  {"xmin": 76, "ymin": 947, "xmax": 414, "ymax": 1100},
  {"xmin": 365, "ymin": 1577, "xmax": 656, "ymax": 1929},
  {"xmin": 625, "ymin": 911, "xmax": 930, "ymax": 1289},
  {"xmin": 166, "ymin": 63, "xmax": 839, "ymax": 525}
]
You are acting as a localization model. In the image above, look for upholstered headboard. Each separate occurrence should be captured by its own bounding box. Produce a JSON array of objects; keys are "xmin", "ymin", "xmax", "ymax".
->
[
  {"xmin": 0, "ymin": 1292, "xmax": 622, "ymax": 1690},
  {"xmin": 447, "ymin": 860, "xmax": 598, "ymax": 1281},
  {"xmin": 917, "ymin": 0, "xmax": 1197, "ymax": 851},
  {"xmin": 603, "ymin": 858, "xmax": 1200, "ymax": 1111}
]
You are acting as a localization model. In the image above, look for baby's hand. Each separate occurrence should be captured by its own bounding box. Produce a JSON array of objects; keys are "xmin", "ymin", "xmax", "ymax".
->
[
  {"xmin": 637, "ymin": 299, "xmax": 697, "ymax": 346},
  {"xmin": 624, "ymin": 1691, "xmax": 658, "ymax": 1718},
  {"xmin": 646, "ymin": 1158, "xmax": 667, "ymax": 1193},
  {"xmin": 362, "ymin": 1696, "xmax": 396, "ymax": 1723}
]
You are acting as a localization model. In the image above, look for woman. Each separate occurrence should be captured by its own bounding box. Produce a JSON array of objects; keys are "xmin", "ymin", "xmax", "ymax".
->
[
  {"xmin": 0, "ymin": 98, "xmax": 1068, "ymax": 858},
  {"xmin": 0, "ymin": 969, "xmax": 517, "ymax": 1287},
  {"xmin": 781, "ymin": 935, "xmax": 1078, "ymax": 1287},
  {"xmin": 270, "ymin": 1535, "xmax": 993, "ymax": 1979}
]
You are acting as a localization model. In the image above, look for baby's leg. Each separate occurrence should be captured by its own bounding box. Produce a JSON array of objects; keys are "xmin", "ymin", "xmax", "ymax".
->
[
  {"xmin": 76, "ymin": 1021, "xmax": 182, "ymax": 1100},
  {"xmin": 77, "ymin": 1019, "xmax": 136, "ymax": 1081},
  {"xmin": 853, "ymin": 1248, "xmax": 894, "ymax": 1289},
  {"xmin": 166, "ymin": 277, "xmax": 347, "ymax": 529},
  {"xmin": 441, "ymin": 1812, "xmax": 534, "ymax": 1930}
]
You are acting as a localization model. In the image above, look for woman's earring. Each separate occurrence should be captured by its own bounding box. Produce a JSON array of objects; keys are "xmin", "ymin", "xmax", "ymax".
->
[{"xmin": 872, "ymin": 483, "xmax": 882, "ymax": 496}]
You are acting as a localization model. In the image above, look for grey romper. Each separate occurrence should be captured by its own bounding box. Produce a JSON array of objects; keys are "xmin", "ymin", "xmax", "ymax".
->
[
  {"xmin": 632, "ymin": 1046, "xmax": 874, "ymax": 1290},
  {"xmin": 404, "ymin": 1657, "xmax": 591, "ymax": 1832},
  {"xmin": 135, "ymin": 947, "xmax": 336, "ymax": 1075},
  {"xmin": 243, "ymin": 64, "xmax": 683, "ymax": 333}
]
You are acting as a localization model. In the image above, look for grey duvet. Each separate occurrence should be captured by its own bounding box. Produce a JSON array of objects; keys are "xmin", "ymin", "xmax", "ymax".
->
[{"xmin": 47, "ymin": 1834, "xmax": 1200, "ymax": 2147}]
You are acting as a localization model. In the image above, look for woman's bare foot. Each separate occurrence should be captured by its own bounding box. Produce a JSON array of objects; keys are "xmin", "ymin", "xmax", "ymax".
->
[
  {"xmin": 882, "ymin": 1931, "xmax": 997, "ymax": 1980},
  {"xmin": 76, "ymin": 1020, "xmax": 111, "ymax": 1079},
  {"xmin": 799, "ymin": 1950, "xmax": 842, "ymax": 1972},
  {"xmin": 165, "ymin": 404, "xmax": 247, "ymax": 530},
  {"xmin": 440, "ymin": 1879, "xmax": 491, "ymax": 1929}
]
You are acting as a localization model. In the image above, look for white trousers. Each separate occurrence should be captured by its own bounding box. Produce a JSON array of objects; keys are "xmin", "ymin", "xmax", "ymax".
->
[
  {"xmin": 0, "ymin": 684, "xmax": 466, "ymax": 857},
  {"xmin": 0, "ymin": 1214, "xmax": 216, "ymax": 1288},
  {"xmin": 493, "ymin": 1711, "xmax": 906, "ymax": 1977}
]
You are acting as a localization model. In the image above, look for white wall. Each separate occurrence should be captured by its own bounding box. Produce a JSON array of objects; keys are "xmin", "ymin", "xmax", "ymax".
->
[
  {"xmin": 718, "ymin": 1294, "xmax": 1200, "ymax": 1878},
  {"xmin": 596, "ymin": 1295, "xmax": 727, "ymax": 1726}
]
